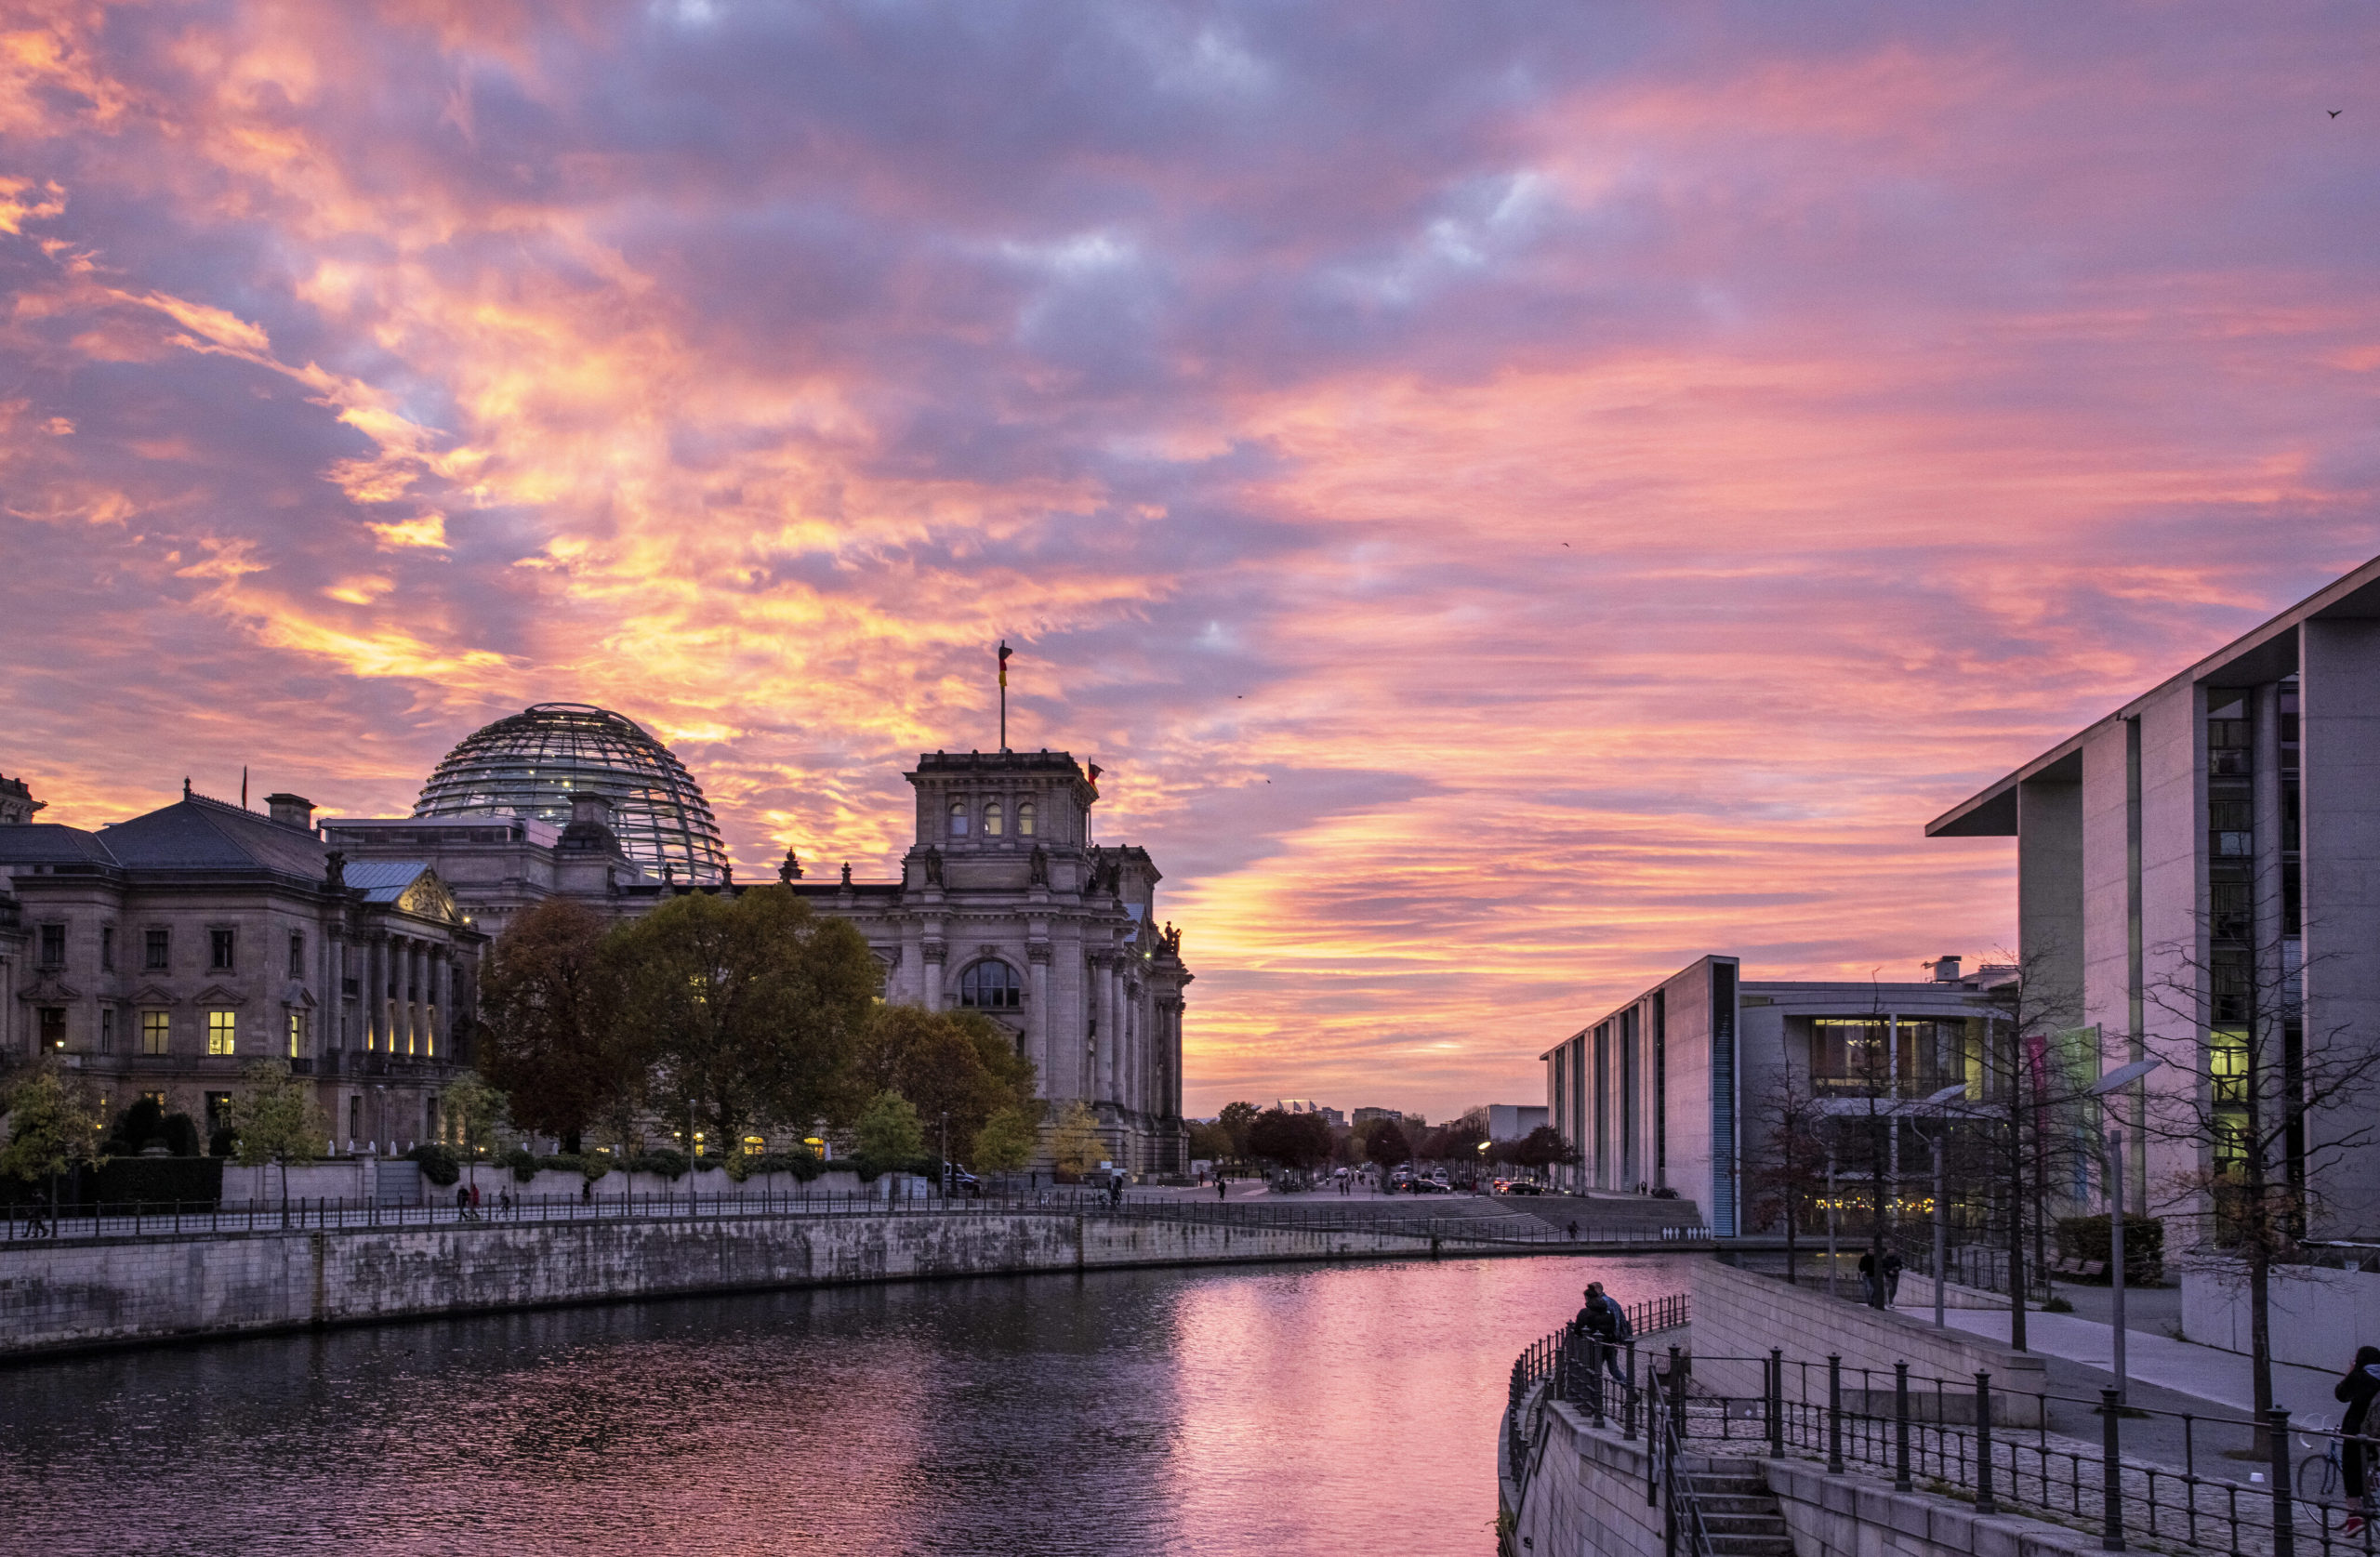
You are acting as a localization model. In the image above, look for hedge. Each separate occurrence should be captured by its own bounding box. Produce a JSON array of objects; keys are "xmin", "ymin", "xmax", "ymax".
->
[{"xmin": 91, "ymin": 1155, "xmax": 225, "ymax": 1211}]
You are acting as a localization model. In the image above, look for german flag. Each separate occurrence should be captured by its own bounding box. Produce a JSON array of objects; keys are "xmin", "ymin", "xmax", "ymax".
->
[
  {"xmin": 998, "ymin": 640, "xmax": 1012, "ymax": 687},
  {"xmin": 1086, "ymin": 761, "xmax": 1102, "ymax": 798}
]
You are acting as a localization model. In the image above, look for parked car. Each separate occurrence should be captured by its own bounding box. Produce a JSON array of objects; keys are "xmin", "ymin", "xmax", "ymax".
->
[
  {"xmin": 935, "ymin": 1162, "xmax": 983, "ymax": 1198},
  {"xmin": 1501, "ymin": 1181, "xmax": 1545, "ymax": 1196}
]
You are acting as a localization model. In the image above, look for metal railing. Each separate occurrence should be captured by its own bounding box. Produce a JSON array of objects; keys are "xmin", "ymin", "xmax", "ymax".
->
[
  {"xmin": 1520, "ymin": 1332, "xmax": 2380, "ymax": 1557},
  {"xmin": 1504, "ymin": 1295, "xmax": 1693, "ymax": 1513}
]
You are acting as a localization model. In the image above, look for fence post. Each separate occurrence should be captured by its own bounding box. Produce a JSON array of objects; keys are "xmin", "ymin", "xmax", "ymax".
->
[
  {"xmin": 1590, "ymin": 1338, "xmax": 1607, "ymax": 1429},
  {"xmin": 1896, "ymin": 1362, "xmax": 1913, "ymax": 1491},
  {"xmin": 1975, "ymin": 1372, "xmax": 1997, "ymax": 1513},
  {"xmin": 1768, "ymin": 1349, "xmax": 1784, "ymax": 1458},
  {"xmin": 2099, "ymin": 1387, "xmax": 2125, "ymax": 1550},
  {"xmin": 2268, "ymin": 1407, "xmax": 2295, "ymax": 1557},
  {"xmin": 1827, "ymin": 1353, "xmax": 1844, "ymax": 1474}
]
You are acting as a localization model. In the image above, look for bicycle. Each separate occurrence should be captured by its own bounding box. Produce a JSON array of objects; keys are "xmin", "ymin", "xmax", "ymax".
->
[{"xmin": 2300, "ymin": 1431, "xmax": 2343, "ymax": 1502}]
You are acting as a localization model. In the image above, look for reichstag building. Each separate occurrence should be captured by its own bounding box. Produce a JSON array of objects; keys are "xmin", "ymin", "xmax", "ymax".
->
[{"xmin": 0, "ymin": 705, "xmax": 1192, "ymax": 1176}]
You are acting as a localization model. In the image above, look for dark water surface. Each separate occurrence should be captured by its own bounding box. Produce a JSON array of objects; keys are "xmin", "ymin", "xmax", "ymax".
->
[{"xmin": 0, "ymin": 1252, "xmax": 1694, "ymax": 1556}]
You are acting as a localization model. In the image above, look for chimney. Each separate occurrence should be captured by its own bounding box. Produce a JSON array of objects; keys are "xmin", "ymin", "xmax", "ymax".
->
[
  {"xmin": 1931, "ymin": 955, "xmax": 1963, "ymax": 983},
  {"xmin": 265, "ymin": 793, "xmax": 316, "ymax": 831}
]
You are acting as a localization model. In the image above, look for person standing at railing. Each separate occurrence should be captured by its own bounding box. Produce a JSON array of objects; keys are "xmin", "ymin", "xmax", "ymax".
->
[
  {"xmin": 2334, "ymin": 1343, "xmax": 2380, "ymax": 1536},
  {"xmin": 1570, "ymin": 1281, "xmax": 1633, "ymax": 1385}
]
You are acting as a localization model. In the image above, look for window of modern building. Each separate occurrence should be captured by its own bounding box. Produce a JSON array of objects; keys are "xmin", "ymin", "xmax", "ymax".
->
[
  {"xmin": 141, "ymin": 1010, "xmax": 169, "ymax": 1055},
  {"xmin": 144, "ymin": 928, "xmax": 170, "ymax": 971},
  {"xmin": 985, "ymin": 801, "xmax": 1004, "ymax": 837},
  {"xmin": 101, "ymin": 926, "xmax": 115, "ymax": 971},
  {"xmin": 206, "ymin": 1009, "xmax": 236, "ymax": 1056},
  {"xmin": 99, "ymin": 1007, "xmax": 116, "ymax": 1052},
  {"xmin": 287, "ymin": 1009, "xmax": 305, "ymax": 1058},
  {"xmin": 1017, "ymin": 801, "xmax": 1035, "ymax": 837},
  {"xmin": 288, "ymin": 931, "xmax": 305, "ymax": 979},
  {"xmin": 37, "ymin": 923, "xmax": 64, "ymax": 968},
  {"xmin": 959, "ymin": 958, "xmax": 1022, "ymax": 1009},
  {"xmin": 1806, "ymin": 1017, "xmax": 1971, "ymax": 1096},
  {"xmin": 948, "ymin": 802, "xmax": 969, "ymax": 837},
  {"xmin": 210, "ymin": 928, "xmax": 236, "ymax": 971},
  {"xmin": 37, "ymin": 1007, "xmax": 65, "ymax": 1050}
]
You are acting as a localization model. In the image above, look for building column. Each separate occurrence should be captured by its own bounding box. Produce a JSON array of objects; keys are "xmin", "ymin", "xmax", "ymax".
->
[
  {"xmin": 430, "ymin": 947, "xmax": 448, "ymax": 1058},
  {"xmin": 1100, "ymin": 958, "xmax": 1119, "ymax": 1105},
  {"xmin": 366, "ymin": 934, "xmax": 384, "ymax": 1051},
  {"xmin": 1029, "ymin": 946, "xmax": 1052, "ymax": 1098},
  {"xmin": 921, "ymin": 938, "xmax": 945, "ymax": 1013}
]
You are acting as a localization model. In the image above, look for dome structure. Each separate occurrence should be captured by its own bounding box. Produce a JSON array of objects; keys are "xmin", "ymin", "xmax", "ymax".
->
[{"xmin": 414, "ymin": 703, "xmax": 729, "ymax": 884}]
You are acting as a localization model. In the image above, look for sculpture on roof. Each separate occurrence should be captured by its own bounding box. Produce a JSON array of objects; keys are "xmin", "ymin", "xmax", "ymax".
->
[
  {"xmin": 840, "ymin": 861, "xmax": 853, "ymax": 887},
  {"xmin": 324, "ymin": 851, "xmax": 347, "ymax": 891},
  {"xmin": 779, "ymin": 849, "xmax": 802, "ymax": 883}
]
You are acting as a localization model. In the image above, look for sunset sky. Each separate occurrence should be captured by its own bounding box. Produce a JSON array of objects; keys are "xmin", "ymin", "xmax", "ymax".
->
[{"xmin": 5, "ymin": 2, "xmax": 2378, "ymax": 1120}]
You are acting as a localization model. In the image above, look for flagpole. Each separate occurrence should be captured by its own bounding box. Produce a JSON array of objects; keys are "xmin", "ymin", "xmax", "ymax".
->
[{"xmin": 998, "ymin": 640, "xmax": 1010, "ymax": 752}]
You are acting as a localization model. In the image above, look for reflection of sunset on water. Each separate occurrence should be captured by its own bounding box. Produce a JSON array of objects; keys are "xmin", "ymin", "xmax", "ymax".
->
[{"xmin": 5, "ymin": 3, "xmax": 2378, "ymax": 1116}]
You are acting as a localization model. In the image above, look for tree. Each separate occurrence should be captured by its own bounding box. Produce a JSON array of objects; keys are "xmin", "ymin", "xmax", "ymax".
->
[
  {"xmin": 1511, "ymin": 1125, "xmax": 1574, "ymax": 1174},
  {"xmin": 973, "ymin": 1106, "xmax": 1041, "ymax": 1180},
  {"xmin": 1216, "ymin": 1101, "xmax": 1261, "ymax": 1160},
  {"xmin": 0, "ymin": 1063, "xmax": 107, "ymax": 1222},
  {"xmin": 853, "ymin": 1090, "xmax": 925, "ymax": 1176},
  {"xmin": 225, "ymin": 1061, "xmax": 324, "ymax": 1221},
  {"xmin": 477, "ymin": 897, "xmax": 634, "ymax": 1153},
  {"xmin": 2136, "ymin": 910, "xmax": 2380, "ymax": 1447},
  {"xmin": 852, "ymin": 1005, "xmax": 1037, "ymax": 1168},
  {"xmin": 1746, "ymin": 1058, "xmax": 1831, "ymax": 1284},
  {"xmin": 1187, "ymin": 1119, "xmax": 1234, "ymax": 1163},
  {"xmin": 1050, "ymin": 1099, "xmax": 1103, "ymax": 1178},
  {"xmin": 1365, "ymin": 1119, "xmax": 1414, "ymax": 1179},
  {"xmin": 611, "ymin": 886, "xmax": 880, "ymax": 1157},
  {"xmin": 1247, "ymin": 1107, "xmax": 1330, "ymax": 1171}
]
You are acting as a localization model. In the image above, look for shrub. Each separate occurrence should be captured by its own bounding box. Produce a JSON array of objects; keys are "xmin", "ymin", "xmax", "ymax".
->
[
  {"xmin": 206, "ymin": 1126, "xmax": 238, "ymax": 1158},
  {"xmin": 408, "ymin": 1143, "xmax": 461, "ymax": 1186},
  {"xmin": 91, "ymin": 1155, "xmax": 223, "ymax": 1211},
  {"xmin": 2056, "ymin": 1214, "xmax": 2164, "ymax": 1283},
  {"xmin": 628, "ymin": 1148, "xmax": 688, "ymax": 1180},
  {"xmin": 501, "ymin": 1147, "xmax": 538, "ymax": 1183},
  {"xmin": 160, "ymin": 1112, "xmax": 202, "ymax": 1158}
]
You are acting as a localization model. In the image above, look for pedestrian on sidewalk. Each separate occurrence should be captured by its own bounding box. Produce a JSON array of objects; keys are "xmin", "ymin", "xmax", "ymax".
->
[
  {"xmin": 456, "ymin": 1182, "xmax": 473, "ymax": 1222},
  {"xmin": 1882, "ymin": 1244, "xmax": 1904, "ymax": 1305},
  {"xmin": 2335, "ymin": 1344, "xmax": 2380, "ymax": 1535}
]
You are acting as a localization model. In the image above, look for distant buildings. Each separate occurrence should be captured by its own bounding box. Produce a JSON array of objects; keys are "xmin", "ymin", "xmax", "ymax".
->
[
  {"xmin": 1466, "ymin": 1103, "xmax": 1547, "ymax": 1141},
  {"xmin": 1352, "ymin": 1106, "xmax": 1407, "ymax": 1128},
  {"xmin": 1276, "ymin": 1099, "xmax": 1346, "ymax": 1129}
]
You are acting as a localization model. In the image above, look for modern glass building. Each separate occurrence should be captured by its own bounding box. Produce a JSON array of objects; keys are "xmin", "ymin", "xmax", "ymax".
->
[{"xmin": 412, "ymin": 703, "xmax": 729, "ymax": 885}]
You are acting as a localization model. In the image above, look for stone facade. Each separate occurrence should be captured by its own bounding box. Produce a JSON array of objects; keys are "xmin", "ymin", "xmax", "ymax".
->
[{"xmin": 0, "ymin": 784, "xmax": 483, "ymax": 1155}]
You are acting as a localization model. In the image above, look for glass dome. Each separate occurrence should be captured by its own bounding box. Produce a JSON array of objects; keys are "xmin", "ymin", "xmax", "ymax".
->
[{"xmin": 414, "ymin": 703, "xmax": 729, "ymax": 883}]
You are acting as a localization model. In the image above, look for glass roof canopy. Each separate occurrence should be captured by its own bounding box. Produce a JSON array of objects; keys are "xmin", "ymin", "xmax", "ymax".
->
[{"xmin": 413, "ymin": 702, "xmax": 729, "ymax": 884}]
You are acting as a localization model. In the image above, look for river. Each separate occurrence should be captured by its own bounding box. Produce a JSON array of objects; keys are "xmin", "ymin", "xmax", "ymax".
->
[{"xmin": 0, "ymin": 1251, "xmax": 1696, "ymax": 1555}]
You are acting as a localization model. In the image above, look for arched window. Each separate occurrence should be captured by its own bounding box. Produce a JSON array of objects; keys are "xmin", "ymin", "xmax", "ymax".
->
[
  {"xmin": 948, "ymin": 802, "xmax": 968, "ymax": 837},
  {"xmin": 985, "ymin": 801, "xmax": 1004, "ymax": 837},
  {"xmin": 1017, "ymin": 802, "xmax": 1036, "ymax": 837},
  {"xmin": 959, "ymin": 959, "xmax": 1022, "ymax": 1009}
]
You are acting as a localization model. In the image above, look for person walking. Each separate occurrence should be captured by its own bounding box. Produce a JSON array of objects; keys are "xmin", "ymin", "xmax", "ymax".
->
[
  {"xmin": 1858, "ymin": 1245, "xmax": 1881, "ymax": 1308},
  {"xmin": 581, "ymin": 1178, "xmax": 593, "ymax": 1206},
  {"xmin": 456, "ymin": 1182, "xmax": 473, "ymax": 1222},
  {"xmin": 1882, "ymin": 1244, "xmax": 1905, "ymax": 1305},
  {"xmin": 1218, "ymin": 1177, "xmax": 1228, "ymax": 1202},
  {"xmin": 2336, "ymin": 1344, "xmax": 2380, "ymax": 1536}
]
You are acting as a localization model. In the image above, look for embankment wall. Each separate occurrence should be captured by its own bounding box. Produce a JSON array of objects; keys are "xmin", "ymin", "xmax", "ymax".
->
[{"xmin": 0, "ymin": 1212, "xmax": 1436, "ymax": 1358}]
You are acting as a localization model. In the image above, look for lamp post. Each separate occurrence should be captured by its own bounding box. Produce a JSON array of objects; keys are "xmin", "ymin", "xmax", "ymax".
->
[
  {"xmin": 1826, "ymin": 1152, "xmax": 1838, "ymax": 1299},
  {"xmin": 2087, "ymin": 1058, "xmax": 2161, "ymax": 1406},
  {"xmin": 1916, "ymin": 1082, "xmax": 1968, "ymax": 1330}
]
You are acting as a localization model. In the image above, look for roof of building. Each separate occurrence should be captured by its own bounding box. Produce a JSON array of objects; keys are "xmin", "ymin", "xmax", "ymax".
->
[
  {"xmin": 342, "ymin": 859, "xmax": 436, "ymax": 903},
  {"xmin": 0, "ymin": 823, "xmax": 121, "ymax": 866},
  {"xmin": 97, "ymin": 792, "xmax": 330, "ymax": 877},
  {"xmin": 1927, "ymin": 552, "xmax": 2380, "ymax": 839}
]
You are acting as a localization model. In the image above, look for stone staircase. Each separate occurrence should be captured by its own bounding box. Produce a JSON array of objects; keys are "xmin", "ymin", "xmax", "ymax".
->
[{"xmin": 1678, "ymin": 1458, "xmax": 1795, "ymax": 1557}]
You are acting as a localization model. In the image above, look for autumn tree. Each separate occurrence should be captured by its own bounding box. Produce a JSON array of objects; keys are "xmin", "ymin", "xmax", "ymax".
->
[
  {"xmin": 1247, "ymin": 1107, "xmax": 1330, "ymax": 1171},
  {"xmin": 973, "ymin": 1106, "xmax": 1041, "ymax": 1181},
  {"xmin": 477, "ymin": 897, "xmax": 634, "ymax": 1153},
  {"xmin": 1049, "ymin": 1100, "xmax": 1104, "ymax": 1178},
  {"xmin": 1, "ymin": 1063, "xmax": 107, "ymax": 1226},
  {"xmin": 225, "ymin": 1062, "xmax": 325, "ymax": 1220},
  {"xmin": 851, "ymin": 1005, "xmax": 1037, "ymax": 1168},
  {"xmin": 611, "ymin": 886, "xmax": 880, "ymax": 1156}
]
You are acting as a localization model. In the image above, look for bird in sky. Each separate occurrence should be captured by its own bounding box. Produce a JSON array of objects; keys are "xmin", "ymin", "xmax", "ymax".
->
[{"xmin": 2331, "ymin": 110, "xmax": 2344, "ymax": 118}]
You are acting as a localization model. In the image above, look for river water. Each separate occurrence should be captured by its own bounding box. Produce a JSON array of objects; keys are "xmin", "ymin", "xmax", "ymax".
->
[{"xmin": 0, "ymin": 1251, "xmax": 1695, "ymax": 1556}]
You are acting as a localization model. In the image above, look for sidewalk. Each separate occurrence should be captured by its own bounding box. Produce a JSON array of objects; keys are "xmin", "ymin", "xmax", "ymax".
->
[{"xmin": 1937, "ymin": 1304, "xmax": 2342, "ymax": 1423}]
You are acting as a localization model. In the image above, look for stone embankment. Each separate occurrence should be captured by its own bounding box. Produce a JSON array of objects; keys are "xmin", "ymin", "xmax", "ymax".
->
[{"xmin": 0, "ymin": 1207, "xmax": 1486, "ymax": 1358}]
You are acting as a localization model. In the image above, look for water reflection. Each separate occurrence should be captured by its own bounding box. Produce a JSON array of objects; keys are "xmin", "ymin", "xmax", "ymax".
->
[{"xmin": 0, "ymin": 1253, "xmax": 1695, "ymax": 1556}]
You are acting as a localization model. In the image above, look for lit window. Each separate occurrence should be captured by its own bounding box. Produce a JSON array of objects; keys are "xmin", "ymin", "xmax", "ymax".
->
[
  {"xmin": 37, "ymin": 1008, "xmax": 66, "ymax": 1050},
  {"xmin": 743, "ymin": 1135, "xmax": 765, "ymax": 1155},
  {"xmin": 141, "ymin": 1011, "xmax": 169, "ymax": 1055},
  {"xmin": 1017, "ymin": 802, "xmax": 1035, "ymax": 837},
  {"xmin": 207, "ymin": 1009, "xmax": 236, "ymax": 1056},
  {"xmin": 210, "ymin": 928, "xmax": 235, "ymax": 971},
  {"xmin": 985, "ymin": 802, "xmax": 1003, "ymax": 837},
  {"xmin": 948, "ymin": 802, "xmax": 968, "ymax": 837},
  {"xmin": 144, "ymin": 928, "xmax": 169, "ymax": 971},
  {"xmin": 287, "ymin": 1009, "xmax": 305, "ymax": 1058},
  {"xmin": 959, "ymin": 959, "xmax": 1022, "ymax": 1009}
]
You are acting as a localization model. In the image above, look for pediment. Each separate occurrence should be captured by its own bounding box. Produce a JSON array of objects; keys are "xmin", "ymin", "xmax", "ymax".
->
[
  {"xmin": 192, "ymin": 983, "xmax": 246, "ymax": 1006},
  {"xmin": 132, "ymin": 983, "xmax": 178, "ymax": 1006},
  {"xmin": 396, "ymin": 869, "xmax": 461, "ymax": 924},
  {"xmin": 281, "ymin": 981, "xmax": 316, "ymax": 1009},
  {"xmin": 18, "ymin": 973, "xmax": 78, "ymax": 1003}
]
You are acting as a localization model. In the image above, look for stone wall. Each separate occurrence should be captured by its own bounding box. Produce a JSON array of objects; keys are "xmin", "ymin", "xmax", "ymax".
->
[
  {"xmin": 1693, "ymin": 1260, "xmax": 2047, "ymax": 1424},
  {"xmin": 0, "ymin": 1210, "xmax": 1442, "ymax": 1357},
  {"xmin": 2182, "ymin": 1253, "xmax": 2380, "ymax": 1372},
  {"xmin": 1502, "ymin": 1398, "xmax": 1665, "ymax": 1557}
]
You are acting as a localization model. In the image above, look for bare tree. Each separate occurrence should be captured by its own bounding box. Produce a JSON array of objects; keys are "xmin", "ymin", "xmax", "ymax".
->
[
  {"xmin": 2139, "ymin": 910, "xmax": 2380, "ymax": 1445},
  {"xmin": 1747, "ymin": 1056, "xmax": 1831, "ymax": 1284},
  {"xmin": 1970, "ymin": 952, "xmax": 2094, "ymax": 1353}
]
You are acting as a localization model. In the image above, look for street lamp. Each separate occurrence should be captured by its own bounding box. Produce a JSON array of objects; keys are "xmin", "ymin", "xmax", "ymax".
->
[
  {"xmin": 2087, "ymin": 1057, "xmax": 2161, "ymax": 1405},
  {"xmin": 1916, "ymin": 1082, "xmax": 1970, "ymax": 1329}
]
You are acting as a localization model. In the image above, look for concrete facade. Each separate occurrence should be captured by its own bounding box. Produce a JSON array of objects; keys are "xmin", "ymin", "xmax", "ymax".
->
[
  {"xmin": 1929, "ymin": 554, "xmax": 2380, "ymax": 1236},
  {"xmin": 1542, "ymin": 958, "xmax": 2003, "ymax": 1237}
]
